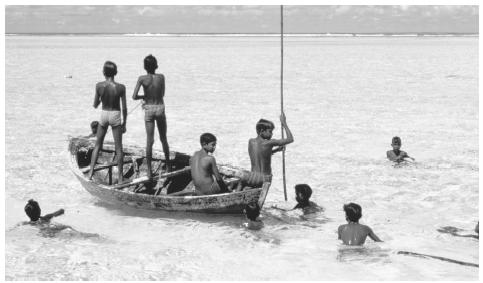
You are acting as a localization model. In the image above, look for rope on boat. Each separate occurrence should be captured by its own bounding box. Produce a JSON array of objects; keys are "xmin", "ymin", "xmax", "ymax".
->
[{"xmin": 280, "ymin": 5, "xmax": 287, "ymax": 201}]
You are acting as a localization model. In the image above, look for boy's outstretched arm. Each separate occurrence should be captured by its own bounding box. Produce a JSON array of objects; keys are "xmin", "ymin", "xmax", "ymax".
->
[
  {"xmin": 41, "ymin": 209, "xmax": 65, "ymax": 221},
  {"xmin": 368, "ymin": 227, "xmax": 383, "ymax": 242},
  {"xmin": 132, "ymin": 77, "xmax": 144, "ymax": 100}
]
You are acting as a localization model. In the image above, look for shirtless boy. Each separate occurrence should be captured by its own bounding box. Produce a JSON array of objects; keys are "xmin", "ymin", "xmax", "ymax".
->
[
  {"xmin": 244, "ymin": 203, "xmax": 264, "ymax": 230},
  {"xmin": 24, "ymin": 199, "xmax": 64, "ymax": 223},
  {"xmin": 293, "ymin": 184, "xmax": 323, "ymax": 214},
  {"xmin": 190, "ymin": 133, "xmax": 229, "ymax": 195},
  {"xmin": 86, "ymin": 121, "xmax": 99, "ymax": 139},
  {"xmin": 133, "ymin": 54, "xmax": 170, "ymax": 180},
  {"xmin": 386, "ymin": 136, "xmax": 415, "ymax": 163},
  {"xmin": 88, "ymin": 61, "xmax": 127, "ymax": 183},
  {"xmin": 235, "ymin": 112, "xmax": 294, "ymax": 189},
  {"xmin": 338, "ymin": 203, "xmax": 382, "ymax": 246}
]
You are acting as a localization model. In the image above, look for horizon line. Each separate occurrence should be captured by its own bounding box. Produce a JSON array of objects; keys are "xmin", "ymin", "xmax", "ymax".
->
[{"xmin": 5, "ymin": 32, "xmax": 479, "ymax": 36}]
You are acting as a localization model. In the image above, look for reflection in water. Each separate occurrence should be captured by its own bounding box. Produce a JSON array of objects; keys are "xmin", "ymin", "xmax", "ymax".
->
[
  {"xmin": 9, "ymin": 221, "xmax": 101, "ymax": 240},
  {"xmin": 337, "ymin": 245, "xmax": 391, "ymax": 264}
]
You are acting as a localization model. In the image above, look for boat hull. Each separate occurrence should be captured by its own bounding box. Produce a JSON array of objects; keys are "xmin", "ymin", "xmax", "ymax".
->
[{"xmin": 68, "ymin": 137, "xmax": 270, "ymax": 214}]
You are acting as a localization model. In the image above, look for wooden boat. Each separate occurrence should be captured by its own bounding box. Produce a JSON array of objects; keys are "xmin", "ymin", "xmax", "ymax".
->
[{"xmin": 68, "ymin": 137, "xmax": 271, "ymax": 214}]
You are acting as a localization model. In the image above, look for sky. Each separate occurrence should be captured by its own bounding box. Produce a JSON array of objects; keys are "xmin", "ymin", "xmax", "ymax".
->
[{"xmin": 5, "ymin": 5, "xmax": 479, "ymax": 34}]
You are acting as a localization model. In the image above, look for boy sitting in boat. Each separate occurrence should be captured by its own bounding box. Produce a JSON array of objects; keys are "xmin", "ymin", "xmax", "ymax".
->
[
  {"xmin": 77, "ymin": 121, "xmax": 99, "ymax": 167},
  {"xmin": 338, "ymin": 203, "xmax": 382, "ymax": 246},
  {"xmin": 234, "ymin": 112, "xmax": 294, "ymax": 190},
  {"xmin": 244, "ymin": 203, "xmax": 264, "ymax": 230},
  {"xmin": 132, "ymin": 54, "xmax": 171, "ymax": 182},
  {"xmin": 386, "ymin": 136, "xmax": 415, "ymax": 163},
  {"xmin": 190, "ymin": 133, "xmax": 229, "ymax": 195},
  {"xmin": 88, "ymin": 61, "xmax": 127, "ymax": 184},
  {"xmin": 86, "ymin": 121, "xmax": 99, "ymax": 139}
]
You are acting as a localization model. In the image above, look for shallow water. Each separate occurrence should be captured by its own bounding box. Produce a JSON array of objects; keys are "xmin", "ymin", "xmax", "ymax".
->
[{"xmin": 5, "ymin": 35, "xmax": 478, "ymax": 280}]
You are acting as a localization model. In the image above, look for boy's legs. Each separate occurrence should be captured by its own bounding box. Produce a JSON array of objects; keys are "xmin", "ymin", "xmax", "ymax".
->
[
  {"xmin": 144, "ymin": 120, "xmax": 156, "ymax": 179},
  {"xmin": 112, "ymin": 125, "xmax": 124, "ymax": 184},
  {"xmin": 88, "ymin": 125, "xmax": 108, "ymax": 179},
  {"xmin": 155, "ymin": 114, "xmax": 170, "ymax": 172}
]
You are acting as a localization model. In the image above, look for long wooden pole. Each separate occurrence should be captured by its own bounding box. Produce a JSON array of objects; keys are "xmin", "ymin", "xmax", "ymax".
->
[{"xmin": 280, "ymin": 5, "xmax": 287, "ymax": 201}]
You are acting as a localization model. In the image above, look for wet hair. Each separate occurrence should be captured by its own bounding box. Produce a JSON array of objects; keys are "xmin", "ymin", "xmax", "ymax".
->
[
  {"xmin": 90, "ymin": 121, "xmax": 99, "ymax": 132},
  {"xmin": 295, "ymin": 184, "xmax": 312, "ymax": 200},
  {"xmin": 103, "ymin": 61, "xmax": 118, "ymax": 77},
  {"xmin": 256, "ymin": 119, "xmax": 275, "ymax": 134},
  {"xmin": 244, "ymin": 202, "xmax": 260, "ymax": 221},
  {"xmin": 343, "ymin": 202, "xmax": 362, "ymax": 222},
  {"xmin": 144, "ymin": 54, "xmax": 158, "ymax": 74},
  {"xmin": 392, "ymin": 136, "xmax": 401, "ymax": 145},
  {"xmin": 24, "ymin": 199, "xmax": 41, "ymax": 221},
  {"xmin": 200, "ymin": 133, "xmax": 217, "ymax": 145}
]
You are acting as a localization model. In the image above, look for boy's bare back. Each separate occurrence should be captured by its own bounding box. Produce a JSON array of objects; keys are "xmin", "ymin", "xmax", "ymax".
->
[
  {"xmin": 190, "ymin": 150, "xmax": 216, "ymax": 194},
  {"xmin": 95, "ymin": 81, "xmax": 125, "ymax": 111},
  {"xmin": 338, "ymin": 223, "xmax": 380, "ymax": 246},
  {"xmin": 248, "ymin": 137, "xmax": 274, "ymax": 175},
  {"xmin": 136, "ymin": 74, "xmax": 165, "ymax": 105}
]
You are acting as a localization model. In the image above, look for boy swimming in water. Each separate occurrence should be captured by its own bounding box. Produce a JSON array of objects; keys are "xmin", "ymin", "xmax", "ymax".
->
[
  {"xmin": 293, "ymin": 184, "xmax": 323, "ymax": 214},
  {"xmin": 386, "ymin": 136, "xmax": 415, "ymax": 163},
  {"xmin": 338, "ymin": 203, "xmax": 382, "ymax": 246},
  {"xmin": 23, "ymin": 199, "xmax": 98, "ymax": 238},
  {"xmin": 234, "ymin": 113, "xmax": 294, "ymax": 190},
  {"xmin": 24, "ymin": 199, "xmax": 65, "ymax": 223},
  {"xmin": 133, "ymin": 54, "xmax": 171, "ymax": 181},
  {"xmin": 244, "ymin": 203, "xmax": 264, "ymax": 230},
  {"xmin": 190, "ymin": 133, "xmax": 229, "ymax": 195},
  {"xmin": 88, "ymin": 61, "xmax": 127, "ymax": 184}
]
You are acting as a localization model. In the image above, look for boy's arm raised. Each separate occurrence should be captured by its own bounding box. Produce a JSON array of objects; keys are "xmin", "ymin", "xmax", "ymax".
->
[
  {"xmin": 267, "ymin": 113, "xmax": 294, "ymax": 147},
  {"xmin": 41, "ymin": 209, "xmax": 65, "ymax": 221}
]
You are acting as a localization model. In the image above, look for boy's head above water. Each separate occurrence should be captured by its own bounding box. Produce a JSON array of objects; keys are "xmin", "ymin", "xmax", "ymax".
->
[
  {"xmin": 25, "ymin": 199, "xmax": 41, "ymax": 221},
  {"xmin": 144, "ymin": 54, "xmax": 158, "ymax": 74},
  {"xmin": 256, "ymin": 119, "xmax": 275, "ymax": 139},
  {"xmin": 391, "ymin": 136, "xmax": 401, "ymax": 149},
  {"xmin": 200, "ymin": 133, "xmax": 217, "ymax": 153},
  {"xmin": 343, "ymin": 202, "xmax": 362, "ymax": 223},
  {"xmin": 295, "ymin": 184, "xmax": 312, "ymax": 203},
  {"xmin": 103, "ymin": 61, "xmax": 118, "ymax": 78},
  {"xmin": 244, "ymin": 202, "xmax": 261, "ymax": 221}
]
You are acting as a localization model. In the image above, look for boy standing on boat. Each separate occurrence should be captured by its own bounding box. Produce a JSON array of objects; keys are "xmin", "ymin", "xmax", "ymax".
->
[
  {"xmin": 190, "ymin": 133, "xmax": 229, "ymax": 195},
  {"xmin": 133, "ymin": 55, "xmax": 171, "ymax": 182},
  {"xmin": 235, "ymin": 112, "xmax": 294, "ymax": 189},
  {"xmin": 88, "ymin": 61, "xmax": 127, "ymax": 184}
]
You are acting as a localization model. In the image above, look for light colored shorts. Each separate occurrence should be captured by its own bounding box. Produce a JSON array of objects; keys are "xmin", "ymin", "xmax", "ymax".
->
[
  {"xmin": 235, "ymin": 170, "xmax": 272, "ymax": 188},
  {"xmin": 99, "ymin": 110, "xmax": 121, "ymax": 127},
  {"xmin": 144, "ymin": 104, "xmax": 165, "ymax": 122}
]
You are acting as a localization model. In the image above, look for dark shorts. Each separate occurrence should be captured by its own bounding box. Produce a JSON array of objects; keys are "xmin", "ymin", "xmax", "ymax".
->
[{"xmin": 144, "ymin": 104, "xmax": 165, "ymax": 122}]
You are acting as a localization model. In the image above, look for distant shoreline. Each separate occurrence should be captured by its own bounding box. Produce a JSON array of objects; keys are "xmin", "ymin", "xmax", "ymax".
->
[{"xmin": 5, "ymin": 33, "xmax": 479, "ymax": 37}]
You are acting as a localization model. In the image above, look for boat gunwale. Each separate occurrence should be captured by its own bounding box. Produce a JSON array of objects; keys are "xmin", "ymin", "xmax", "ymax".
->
[{"xmin": 68, "ymin": 137, "xmax": 269, "ymax": 203}]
